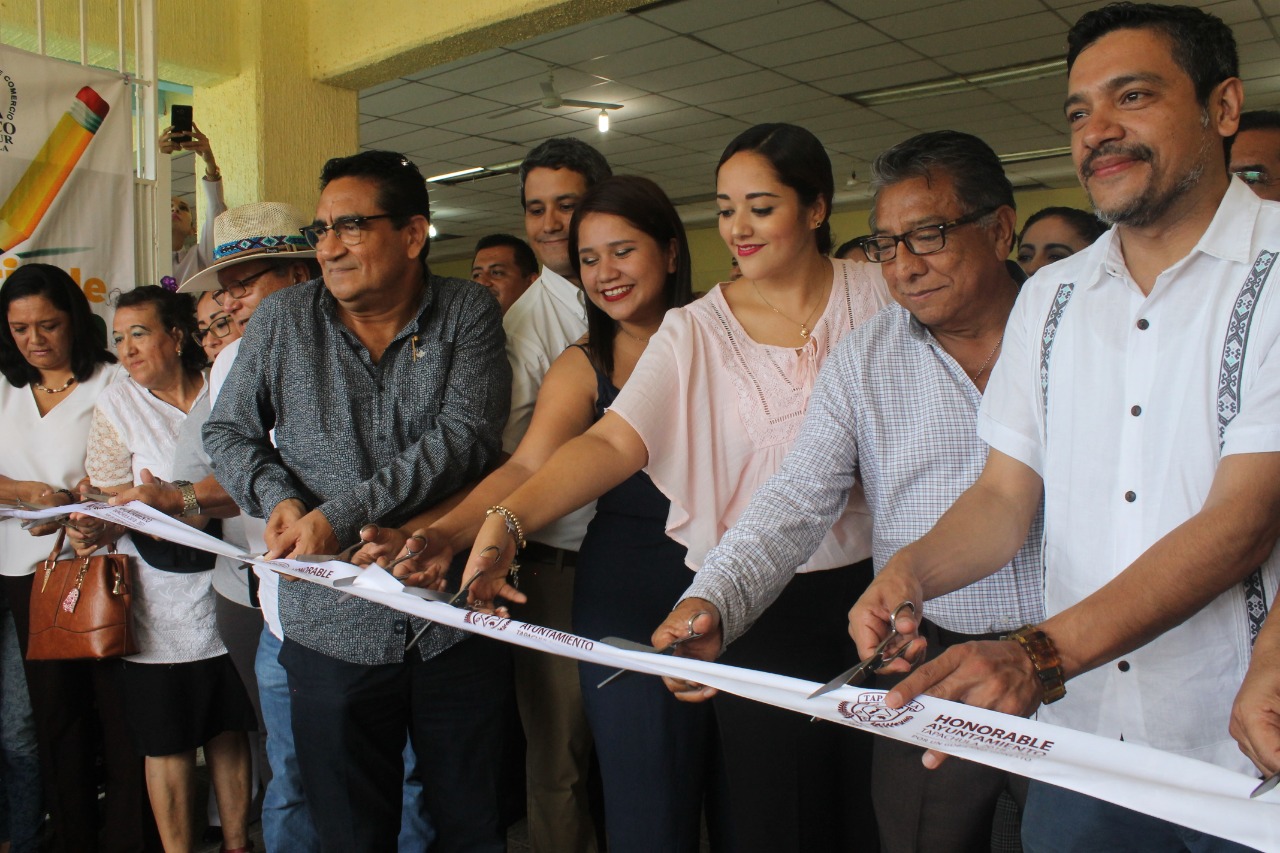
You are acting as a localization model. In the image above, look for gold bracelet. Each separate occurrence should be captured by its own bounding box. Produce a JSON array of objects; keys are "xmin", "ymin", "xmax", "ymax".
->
[
  {"xmin": 485, "ymin": 505, "xmax": 526, "ymax": 551},
  {"xmin": 1004, "ymin": 625, "xmax": 1066, "ymax": 704}
]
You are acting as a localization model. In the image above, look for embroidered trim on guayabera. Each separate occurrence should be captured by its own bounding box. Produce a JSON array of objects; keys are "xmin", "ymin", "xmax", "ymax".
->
[
  {"xmin": 1217, "ymin": 250, "xmax": 1278, "ymax": 645},
  {"xmin": 1038, "ymin": 282, "xmax": 1076, "ymax": 417}
]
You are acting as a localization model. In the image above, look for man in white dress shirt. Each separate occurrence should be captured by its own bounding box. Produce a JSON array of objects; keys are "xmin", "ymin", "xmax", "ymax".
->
[
  {"xmin": 850, "ymin": 4, "xmax": 1280, "ymax": 850},
  {"xmin": 501, "ymin": 137, "xmax": 611, "ymax": 853}
]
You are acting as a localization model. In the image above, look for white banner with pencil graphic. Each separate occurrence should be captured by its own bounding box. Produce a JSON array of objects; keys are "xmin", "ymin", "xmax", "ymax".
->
[
  {"xmin": 0, "ymin": 45, "xmax": 134, "ymax": 323},
  {"xmin": 3, "ymin": 500, "xmax": 1277, "ymax": 851}
]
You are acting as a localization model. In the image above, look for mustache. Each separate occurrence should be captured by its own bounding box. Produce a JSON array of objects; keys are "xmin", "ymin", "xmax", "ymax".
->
[{"xmin": 1080, "ymin": 143, "xmax": 1154, "ymax": 179}]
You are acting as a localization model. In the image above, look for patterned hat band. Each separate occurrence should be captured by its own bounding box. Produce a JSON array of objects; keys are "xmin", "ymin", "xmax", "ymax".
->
[{"xmin": 214, "ymin": 234, "xmax": 311, "ymax": 261}]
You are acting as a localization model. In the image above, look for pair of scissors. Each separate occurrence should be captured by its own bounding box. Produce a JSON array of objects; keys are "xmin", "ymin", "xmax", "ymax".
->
[
  {"xmin": 808, "ymin": 601, "xmax": 917, "ymax": 699},
  {"xmin": 596, "ymin": 611, "xmax": 707, "ymax": 688},
  {"xmin": 403, "ymin": 545, "xmax": 498, "ymax": 652}
]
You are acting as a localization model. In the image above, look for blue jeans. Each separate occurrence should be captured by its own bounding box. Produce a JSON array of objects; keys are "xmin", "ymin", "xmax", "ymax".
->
[
  {"xmin": 255, "ymin": 627, "xmax": 434, "ymax": 852},
  {"xmin": 256, "ymin": 626, "xmax": 319, "ymax": 853},
  {"xmin": 1022, "ymin": 781, "xmax": 1262, "ymax": 852},
  {"xmin": 0, "ymin": 605, "xmax": 41, "ymax": 853}
]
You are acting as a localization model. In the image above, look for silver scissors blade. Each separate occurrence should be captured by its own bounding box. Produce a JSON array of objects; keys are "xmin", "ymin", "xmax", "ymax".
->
[
  {"xmin": 597, "ymin": 617, "xmax": 706, "ymax": 688},
  {"xmin": 1251, "ymin": 771, "xmax": 1279, "ymax": 799},
  {"xmin": 808, "ymin": 602, "xmax": 916, "ymax": 700},
  {"xmin": 404, "ymin": 570, "xmax": 486, "ymax": 653}
]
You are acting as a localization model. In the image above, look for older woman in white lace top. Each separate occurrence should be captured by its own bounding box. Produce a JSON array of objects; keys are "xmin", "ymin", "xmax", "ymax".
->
[{"xmin": 70, "ymin": 285, "xmax": 255, "ymax": 853}]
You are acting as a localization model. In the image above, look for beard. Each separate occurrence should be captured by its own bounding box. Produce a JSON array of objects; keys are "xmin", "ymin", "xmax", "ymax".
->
[{"xmin": 1079, "ymin": 116, "xmax": 1216, "ymax": 228}]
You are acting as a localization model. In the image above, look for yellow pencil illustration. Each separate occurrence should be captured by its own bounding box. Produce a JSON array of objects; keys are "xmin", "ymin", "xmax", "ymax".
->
[{"xmin": 0, "ymin": 86, "xmax": 111, "ymax": 255}]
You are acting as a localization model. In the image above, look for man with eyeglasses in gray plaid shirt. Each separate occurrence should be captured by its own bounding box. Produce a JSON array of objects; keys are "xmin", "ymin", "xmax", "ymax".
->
[{"xmin": 652, "ymin": 130, "xmax": 1045, "ymax": 853}]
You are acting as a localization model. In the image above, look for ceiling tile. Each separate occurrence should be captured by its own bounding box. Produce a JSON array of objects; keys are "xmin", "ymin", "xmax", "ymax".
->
[
  {"xmin": 828, "ymin": 0, "xmax": 944, "ymax": 19},
  {"xmin": 664, "ymin": 69, "xmax": 796, "ymax": 106},
  {"xmin": 631, "ymin": 54, "xmax": 760, "ymax": 94},
  {"xmin": 359, "ymin": 82, "xmax": 457, "ymax": 118},
  {"xmin": 643, "ymin": 118, "xmax": 754, "ymax": 147},
  {"xmin": 909, "ymin": 14, "xmax": 1065, "ymax": 61},
  {"xmin": 814, "ymin": 60, "xmax": 954, "ymax": 97},
  {"xmin": 619, "ymin": 106, "xmax": 722, "ymax": 136},
  {"xmin": 579, "ymin": 36, "xmax": 717, "ymax": 80},
  {"xmin": 394, "ymin": 95, "xmax": 511, "ymax": 126},
  {"xmin": 496, "ymin": 117, "xmax": 601, "ymax": 145},
  {"xmin": 696, "ymin": 3, "xmax": 857, "ymax": 52},
  {"xmin": 376, "ymin": 125, "xmax": 467, "ymax": 158},
  {"xmin": 931, "ymin": 34, "xmax": 1070, "ymax": 76},
  {"xmin": 874, "ymin": 0, "xmax": 1045, "ymax": 40},
  {"xmin": 781, "ymin": 42, "xmax": 924, "ymax": 84},
  {"xmin": 701, "ymin": 82, "xmax": 830, "ymax": 118},
  {"xmin": 359, "ymin": 118, "xmax": 423, "ymax": 146},
  {"xmin": 737, "ymin": 93, "xmax": 854, "ymax": 126},
  {"xmin": 636, "ymin": 0, "xmax": 803, "ymax": 32},
  {"xmin": 761, "ymin": 23, "xmax": 892, "ymax": 68},
  {"xmin": 417, "ymin": 52, "xmax": 550, "ymax": 94}
]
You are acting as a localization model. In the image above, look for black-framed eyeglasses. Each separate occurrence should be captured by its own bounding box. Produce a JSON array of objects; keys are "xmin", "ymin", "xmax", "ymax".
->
[
  {"xmin": 194, "ymin": 314, "xmax": 234, "ymax": 344},
  {"xmin": 213, "ymin": 267, "xmax": 274, "ymax": 306},
  {"xmin": 1234, "ymin": 169, "xmax": 1272, "ymax": 189},
  {"xmin": 861, "ymin": 207, "xmax": 999, "ymax": 263},
  {"xmin": 300, "ymin": 214, "xmax": 398, "ymax": 249}
]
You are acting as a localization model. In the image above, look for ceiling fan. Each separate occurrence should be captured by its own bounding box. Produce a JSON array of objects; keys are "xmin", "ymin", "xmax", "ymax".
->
[{"xmin": 489, "ymin": 68, "xmax": 622, "ymax": 127}]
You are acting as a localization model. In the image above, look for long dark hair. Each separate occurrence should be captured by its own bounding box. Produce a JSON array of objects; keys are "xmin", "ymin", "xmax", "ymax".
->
[
  {"xmin": 717, "ymin": 124, "xmax": 836, "ymax": 255},
  {"xmin": 568, "ymin": 176, "xmax": 693, "ymax": 379},
  {"xmin": 113, "ymin": 285, "xmax": 208, "ymax": 375},
  {"xmin": 0, "ymin": 263, "xmax": 115, "ymax": 388}
]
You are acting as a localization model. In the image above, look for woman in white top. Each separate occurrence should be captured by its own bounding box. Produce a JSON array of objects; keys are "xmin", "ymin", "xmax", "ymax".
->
[
  {"xmin": 69, "ymin": 286, "xmax": 254, "ymax": 853},
  {"xmin": 397, "ymin": 124, "xmax": 888, "ymax": 852},
  {"xmin": 0, "ymin": 264, "xmax": 152, "ymax": 853}
]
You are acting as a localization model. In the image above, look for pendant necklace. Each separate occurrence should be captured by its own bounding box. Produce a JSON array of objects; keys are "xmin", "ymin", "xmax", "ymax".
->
[{"xmin": 753, "ymin": 280, "xmax": 824, "ymax": 339}]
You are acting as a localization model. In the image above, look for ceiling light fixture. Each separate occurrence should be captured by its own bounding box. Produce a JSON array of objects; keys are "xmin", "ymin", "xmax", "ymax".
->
[
  {"xmin": 998, "ymin": 146, "xmax": 1073, "ymax": 165},
  {"xmin": 425, "ymin": 160, "xmax": 523, "ymax": 187},
  {"xmin": 427, "ymin": 167, "xmax": 484, "ymax": 183},
  {"xmin": 428, "ymin": 223, "xmax": 438, "ymax": 238},
  {"xmin": 845, "ymin": 58, "xmax": 1066, "ymax": 107},
  {"xmin": 597, "ymin": 109, "xmax": 610, "ymax": 133}
]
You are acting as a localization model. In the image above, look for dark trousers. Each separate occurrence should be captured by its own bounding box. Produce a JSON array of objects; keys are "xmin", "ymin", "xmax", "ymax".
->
[
  {"xmin": 280, "ymin": 634, "xmax": 511, "ymax": 853},
  {"xmin": 2, "ymin": 575, "xmax": 159, "ymax": 853},
  {"xmin": 714, "ymin": 561, "xmax": 878, "ymax": 853},
  {"xmin": 872, "ymin": 620, "xmax": 1028, "ymax": 853}
]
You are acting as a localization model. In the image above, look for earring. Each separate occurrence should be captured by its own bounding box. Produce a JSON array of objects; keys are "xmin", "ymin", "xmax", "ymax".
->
[{"xmin": 176, "ymin": 345, "xmax": 183, "ymax": 357}]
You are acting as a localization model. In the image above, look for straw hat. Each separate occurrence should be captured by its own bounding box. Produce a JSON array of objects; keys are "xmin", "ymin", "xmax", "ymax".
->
[{"xmin": 178, "ymin": 201, "xmax": 316, "ymax": 293}]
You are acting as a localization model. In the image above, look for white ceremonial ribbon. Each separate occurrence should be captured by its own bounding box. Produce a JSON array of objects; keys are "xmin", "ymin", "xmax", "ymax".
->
[{"xmin": 5, "ymin": 501, "xmax": 1278, "ymax": 851}]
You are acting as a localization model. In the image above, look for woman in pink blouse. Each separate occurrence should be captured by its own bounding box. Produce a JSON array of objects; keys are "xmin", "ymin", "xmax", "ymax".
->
[{"xmin": 407, "ymin": 124, "xmax": 887, "ymax": 851}]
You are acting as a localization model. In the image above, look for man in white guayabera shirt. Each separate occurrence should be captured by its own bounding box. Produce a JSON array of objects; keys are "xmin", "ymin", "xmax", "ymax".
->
[{"xmin": 848, "ymin": 4, "xmax": 1280, "ymax": 851}]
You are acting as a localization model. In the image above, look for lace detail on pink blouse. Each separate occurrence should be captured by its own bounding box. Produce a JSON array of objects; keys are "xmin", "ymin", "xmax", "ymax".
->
[
  {"xmin": 700, "ymin": 260, "xmax": 886, "ymax": 449},
  {"xmin": 609, "ymin": 258, "xmax": 886, "ymax": 570}
]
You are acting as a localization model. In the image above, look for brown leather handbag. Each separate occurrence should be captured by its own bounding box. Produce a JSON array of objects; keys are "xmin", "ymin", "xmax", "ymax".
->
[{"xmin": 27, "ymin": 528, "xmax": 137, "ymax": 660}]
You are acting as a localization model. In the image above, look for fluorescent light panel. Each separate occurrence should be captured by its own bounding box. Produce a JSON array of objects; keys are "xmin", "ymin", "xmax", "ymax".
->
[
  {"xmin": 846, "ymin": 58, "xmax": 1067, "ymax": 107},
  {"xmin": 999, "ymin": 146, "xmax": 1072, "ymax": 164}
]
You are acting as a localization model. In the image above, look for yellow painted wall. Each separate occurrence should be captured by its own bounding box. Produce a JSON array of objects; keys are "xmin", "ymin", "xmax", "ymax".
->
[
  {"xmin": 433, "ymin": 185, "xmax": 1094, "ymax": 289},
  {"xmin": 0, "ymin": 0, "xmax": 238, "ymax": 86}
]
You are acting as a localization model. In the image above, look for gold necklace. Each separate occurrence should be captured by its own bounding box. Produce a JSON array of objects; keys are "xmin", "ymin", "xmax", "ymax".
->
[
  {"xmin": 752, "ymin": 280, "xmax": 824, "ymax": 339},
  {"xmin": 971, "ymin": 336, "xmax": 1003, "ymax": 381},
  {"xmin": 618, "ymin": 326, "xmax": 650, "ymax": 344},
  {"xmin": 34, "ymin": 375, "xmax": 76, "ymax": 394}
]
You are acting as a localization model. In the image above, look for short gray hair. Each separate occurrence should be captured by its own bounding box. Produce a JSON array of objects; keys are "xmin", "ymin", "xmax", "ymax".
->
[{"xmin": 869, "ymin": 131, "xmax": 1014, "ymax": 229}]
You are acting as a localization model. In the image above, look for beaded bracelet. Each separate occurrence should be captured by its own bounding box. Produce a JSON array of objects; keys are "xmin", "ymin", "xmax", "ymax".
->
[
  {"xmin": 1005, "ymin": 625, "xmax": 1067, "ymax": 704},
  {"xmin": 485, "ymin": 505, "xmax": 527, "ymax": 551}
]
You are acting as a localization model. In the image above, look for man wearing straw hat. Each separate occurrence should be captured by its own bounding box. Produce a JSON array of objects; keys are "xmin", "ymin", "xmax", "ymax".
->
[{"xmin": 115, "ymin": 201, "xmax": 325, "ymax": 851}]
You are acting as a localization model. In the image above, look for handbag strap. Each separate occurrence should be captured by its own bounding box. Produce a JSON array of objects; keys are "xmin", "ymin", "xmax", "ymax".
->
[{"xmin": 44, "ymin": 528, "xmax": 68, "ymax": 566}]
